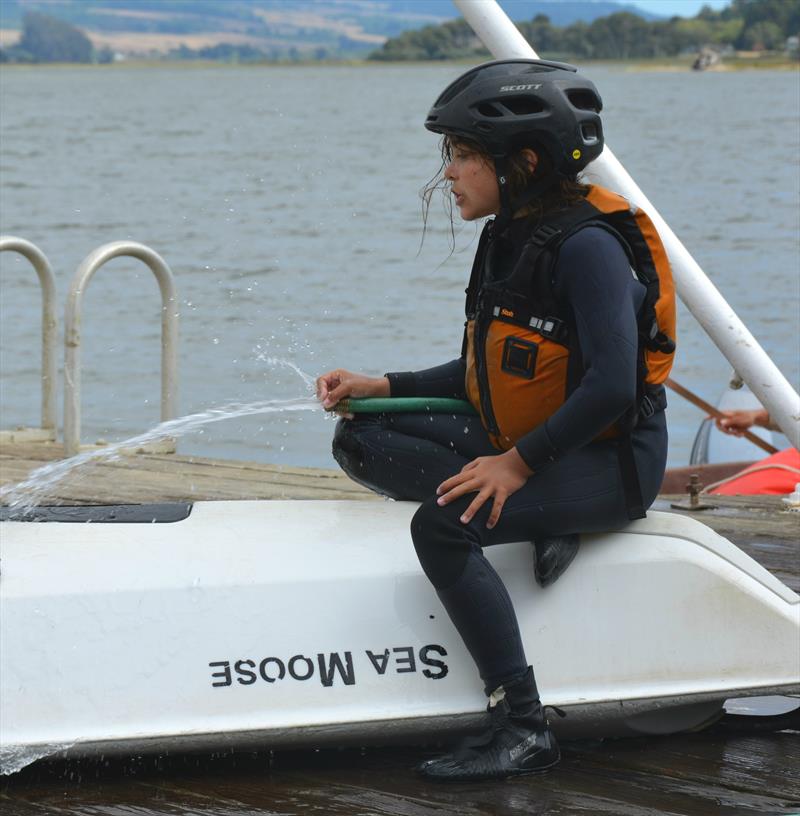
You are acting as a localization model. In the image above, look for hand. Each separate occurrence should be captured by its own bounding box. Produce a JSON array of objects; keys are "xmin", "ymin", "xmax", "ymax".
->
[
  {"xmin": 315, "ymin": 369, "xmax": 390, "ymax": 412},
  {"xmin": 714, "ymin": 408, "xmax": 772, "ymax": 436},
  {"xmin": 436, "ymin": 448, "xmax": 533, "ymax": 529}
]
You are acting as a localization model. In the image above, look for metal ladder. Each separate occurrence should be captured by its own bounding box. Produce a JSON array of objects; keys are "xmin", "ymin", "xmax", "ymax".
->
[
  {"xmin": 0, "ymin": 237, "xmax": 180, "ymax": 457},
  {"xmin": 0, "ymin": 237, "xmax": 57, "ymax": 443}
]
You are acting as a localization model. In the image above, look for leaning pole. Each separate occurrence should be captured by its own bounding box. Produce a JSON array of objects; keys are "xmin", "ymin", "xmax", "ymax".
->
[{"xmin": 453, "ymin": 0, "xmax": 800, "ymax": 449}]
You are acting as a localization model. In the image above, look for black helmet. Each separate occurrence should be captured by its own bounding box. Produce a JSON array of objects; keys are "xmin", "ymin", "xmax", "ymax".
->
[{"xmin": 425, "ymin": 59, "xmax": 603, "ymax": 176}]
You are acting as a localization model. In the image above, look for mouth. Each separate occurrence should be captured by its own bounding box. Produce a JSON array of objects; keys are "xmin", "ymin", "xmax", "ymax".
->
[{"xmin": 453, "ymin": 191, "xmax": 464, "ymax": 206}]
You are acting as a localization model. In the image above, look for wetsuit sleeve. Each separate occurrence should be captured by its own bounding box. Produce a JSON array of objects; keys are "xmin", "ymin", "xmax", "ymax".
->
[
  {"xmin": 386, "ymin": 359, "xmax": 467, "ymax": 399},
  {"xmin": 515, "ymin": 227, "xmax": 644, "ymax": 471}
]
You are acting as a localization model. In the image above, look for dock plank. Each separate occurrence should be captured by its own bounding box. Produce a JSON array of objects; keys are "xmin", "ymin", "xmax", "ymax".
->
[{"xmin": 0, "ymin": 441, "xmax": 377, "ymax": 504}]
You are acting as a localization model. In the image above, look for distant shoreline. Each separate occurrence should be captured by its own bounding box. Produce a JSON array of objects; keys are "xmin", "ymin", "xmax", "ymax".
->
[{"xmin": 1, "ymin": 56, "xmax": 797, "ymax": 71}]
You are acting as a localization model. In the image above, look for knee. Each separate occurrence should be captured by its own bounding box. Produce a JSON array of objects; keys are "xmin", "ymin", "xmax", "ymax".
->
[
  {"xmin": 332, "ymin": 417, "xmax": 373, "ymax": 478},
  {"xmin": 411, "ymin": 497, "xmax": 474, "ymax": 590}
]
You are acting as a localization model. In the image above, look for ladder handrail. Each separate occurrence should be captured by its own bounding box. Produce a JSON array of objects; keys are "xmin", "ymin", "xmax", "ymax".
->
[
  {"xmin": 0, "ymin": 236, "xmax": 58, "ymax": 433},
  {"xmin": 63, "ymin": 241, "xmax": 179, "ymax": 457}
]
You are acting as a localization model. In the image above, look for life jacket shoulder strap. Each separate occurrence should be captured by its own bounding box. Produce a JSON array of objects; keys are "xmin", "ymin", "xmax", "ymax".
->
[
  {"xmin": 507, "ymin": 207, "xmax": 633, "ymax": 319},
  {"xmin": 464, "ymin": 220, "xmax": 493, "ymax": 319}
]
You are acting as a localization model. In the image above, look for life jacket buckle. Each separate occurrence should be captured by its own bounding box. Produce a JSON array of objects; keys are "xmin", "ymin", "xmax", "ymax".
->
[
  {"xmin": 529, "ymin": 315, "xmax": 565, "ymax": 339},
  {"xmin": 639, "ymin": 395, "xmax": 656, "ymax": 419},
  {"xmin": 531, "ymin": 224, "xmax": 562, "ymax": 247}
]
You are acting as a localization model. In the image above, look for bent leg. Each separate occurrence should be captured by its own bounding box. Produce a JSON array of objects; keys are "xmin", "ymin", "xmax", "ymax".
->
[
  {"xmin": 411, "ymin": 437, "xmax": 654, "ymax": 692},
  {"xmin": 412, "ymin": 494, "xmax": 530, "ymax": 693},
  {"xmin": 332, "ymin": 412, "xmax": 496, "ymax": 501}
]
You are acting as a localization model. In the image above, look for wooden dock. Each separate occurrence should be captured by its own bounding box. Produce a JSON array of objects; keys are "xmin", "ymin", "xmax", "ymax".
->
[
  {"xmin": 0, "ymin": 441, "xmax": 376, "ymax": 504},
  {"xmin": 1, "ymin": 441, "xmax": 796, "ymax": 584},
  {"xmin": 2, "ymin": 439, "xmax": 798, "ymax": 816},
  {"xmin": 1, "ymin": 440, "xmax": 797, "ymax": 592}
]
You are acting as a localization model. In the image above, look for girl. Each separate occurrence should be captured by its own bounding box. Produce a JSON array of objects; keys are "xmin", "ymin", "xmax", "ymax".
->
[{"xmin": 316, "ymin": 59, "xmax": 674, "ymax": 782}]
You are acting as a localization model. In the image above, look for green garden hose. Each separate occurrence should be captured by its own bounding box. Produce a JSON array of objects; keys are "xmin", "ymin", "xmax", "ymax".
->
[{"xmin": 335, "ymin": 397, "xmax": 478, "ymax": 415}]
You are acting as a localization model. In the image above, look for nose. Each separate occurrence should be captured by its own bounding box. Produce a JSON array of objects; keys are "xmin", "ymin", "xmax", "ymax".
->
[{"xmin": 444, "ymin": 160, "xmax": 456, "ymax": 181}]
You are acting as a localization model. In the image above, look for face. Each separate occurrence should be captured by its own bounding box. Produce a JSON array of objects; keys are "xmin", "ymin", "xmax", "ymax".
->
[{"xmin": 444, "ymin": 144, "xmax": 501, "ymax": 221}]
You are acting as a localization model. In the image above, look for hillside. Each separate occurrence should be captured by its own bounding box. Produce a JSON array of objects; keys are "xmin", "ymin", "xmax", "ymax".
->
[{"xmin": 0, "ymin": 0, "xmax": 663, "ymax": 58}]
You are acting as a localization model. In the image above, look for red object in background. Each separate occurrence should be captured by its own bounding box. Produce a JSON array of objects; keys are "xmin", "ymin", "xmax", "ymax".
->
[{"xmin": 710, "ymin": 447, "xmax": 800, "ymax": 495}]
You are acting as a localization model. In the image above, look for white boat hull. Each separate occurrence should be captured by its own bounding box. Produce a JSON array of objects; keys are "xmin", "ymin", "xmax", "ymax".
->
[{"xmin": 1, "ymin": 501, "xmax": 798, "ymax": 772}]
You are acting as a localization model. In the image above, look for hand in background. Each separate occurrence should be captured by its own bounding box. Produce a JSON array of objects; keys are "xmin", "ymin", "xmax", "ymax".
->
[{"xmin": 714, "ymin": 408, "xmax": 774, "ymax": 436}]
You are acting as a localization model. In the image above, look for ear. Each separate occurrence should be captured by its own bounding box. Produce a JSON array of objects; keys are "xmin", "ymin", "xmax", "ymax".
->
[{"xmin": 520, "ymin": 148, "xmax": 538, "ymax": 176}]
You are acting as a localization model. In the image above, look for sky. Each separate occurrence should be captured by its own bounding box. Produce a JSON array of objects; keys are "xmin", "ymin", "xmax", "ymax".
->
[{"xmin": 628, "ymin": 0, "xmax": 730, "ymax": 16}]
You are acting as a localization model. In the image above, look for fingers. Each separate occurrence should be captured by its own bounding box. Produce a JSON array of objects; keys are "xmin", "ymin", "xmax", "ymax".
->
[
  {"xmin": 459, "ymin": 490, "xmax": 490, "ymax": 525},
  {"xmin": 716, "ymin": 409, "xmax": 762, "ymax": 436},
  {"xmin": 717, "ymin": 418, "xmax": 744, "ymax": 436},
  {"xmin": 437, "ymin": 471, "xmax": 466, "ymax": 496},
  {"xmin": 316, "ymin": 370, "xmax": 352, "ymax": 409},
  {"xmin": 454, "ymin": 490, "xmax": 506, "ymax": 528},
  {"xmin": 324, "ymin": 382, "xmax": 350, "ymax": 408},
  {"xmin": 316, "ymin": 372, "xmax": 390, "ymax": 409},
  {"xmin": 436, "ymin": 476, "xmax": 504, "ymax": 528},
  {"xmin": 436, "ymin": 458, "xmax": 483, "ymax": 495},
  {"xmin": 486, "ymin": 492, "xmax": 507, "ymax": 529},
  {"xmin": 437, "ymin": 474, "xmax": 478, "ymax": 505},
  {"xmin": 315, "ymin": 370, "xmax": 342, "ymax": 402}
]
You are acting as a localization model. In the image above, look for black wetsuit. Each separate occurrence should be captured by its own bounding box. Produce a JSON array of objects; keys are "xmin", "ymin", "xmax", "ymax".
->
[{"xmin": 333, "ymin": 222, "xmax": 668, "ymax": 695}]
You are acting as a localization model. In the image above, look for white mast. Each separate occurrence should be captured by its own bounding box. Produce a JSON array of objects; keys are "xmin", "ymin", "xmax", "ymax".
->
[{"xmin": 454, "ymin": 0, "xmax": 799, "ymax": 449}]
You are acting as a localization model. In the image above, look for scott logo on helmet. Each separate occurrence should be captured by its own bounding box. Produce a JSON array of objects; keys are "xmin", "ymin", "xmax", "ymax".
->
[{"xmin": 499, "ymin": 83, "xmax": 542, "ymax": 92}]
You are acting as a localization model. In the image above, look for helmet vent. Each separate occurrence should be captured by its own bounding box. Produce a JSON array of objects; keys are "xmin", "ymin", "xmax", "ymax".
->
[
  {"xmin": 502, "ymin": 96, "xmax": 545, "ymax": 116},
  {"xmin": 477, "ymin": 102, "xmax": 504, "ymax": 118},
  {"xmin": 523, "ymin": 64, "xmax": 558, "ymax": 73},
  {"xmin": 435, "ymin": 72, "xmax": 478, "ymax": 106},
  {"xmin": 580, "ymin": 123, "xmax": 600, "ymax": 144},
  {"xmin": 567, "ymin": 90, "xmax": 600, "ymax": 112},
  {"xmin": 476, "ymin": 97, "xmax": 545, "ymax": 119}
]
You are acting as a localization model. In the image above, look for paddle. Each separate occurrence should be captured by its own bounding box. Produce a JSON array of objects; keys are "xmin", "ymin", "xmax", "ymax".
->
[{"xmin": 665, "ymin": 378, "xmax": 778, "ymax": 455}]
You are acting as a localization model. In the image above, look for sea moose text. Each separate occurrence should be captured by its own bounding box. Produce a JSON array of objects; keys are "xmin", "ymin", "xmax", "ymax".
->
[{"xmin": 209, "ymin": 644, "xmax": 448, "ymax": 689}]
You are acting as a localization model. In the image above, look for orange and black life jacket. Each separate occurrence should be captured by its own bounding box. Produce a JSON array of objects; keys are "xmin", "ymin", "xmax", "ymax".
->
[{"xmin": 463, "ymin": 185, "xmax": 676, "ymax": 516}]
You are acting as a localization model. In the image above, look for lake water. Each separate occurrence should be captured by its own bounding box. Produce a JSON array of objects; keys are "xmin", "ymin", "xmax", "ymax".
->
[{"xmin": 1, "ymin": 63, "xmax": 798, "ymax": 470}]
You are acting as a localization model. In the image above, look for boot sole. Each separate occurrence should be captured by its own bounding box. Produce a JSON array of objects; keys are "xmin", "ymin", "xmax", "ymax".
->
[{"xmin": 417, "ymin": 752, "xmax": 561, "ymax": 783}]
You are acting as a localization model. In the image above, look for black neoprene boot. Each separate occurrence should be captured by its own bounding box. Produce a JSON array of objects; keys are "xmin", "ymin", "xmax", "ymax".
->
[
  {"xmin": 533, "ymin": 534, "xmax": 580, "ymax": 587},
  {"xmin": 417, "ymin": 667, "xmax": 560, "ymax": 782}
]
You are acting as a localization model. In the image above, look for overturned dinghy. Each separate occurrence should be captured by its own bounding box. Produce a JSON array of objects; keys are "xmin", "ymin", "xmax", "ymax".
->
[{"xmin": 1, "ymin": 500, "xmax": 798, "ymax": 772}]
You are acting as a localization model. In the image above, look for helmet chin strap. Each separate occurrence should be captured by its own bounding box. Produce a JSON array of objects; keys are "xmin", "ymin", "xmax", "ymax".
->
[{"xmin": 491, "ymin": 154, "xmax": 560, "ymax": 234}]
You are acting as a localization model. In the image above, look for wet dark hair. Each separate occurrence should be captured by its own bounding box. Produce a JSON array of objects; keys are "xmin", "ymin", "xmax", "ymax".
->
[{"xmin": 420, "ymin": 135, "xmax": 589, "ymax": 246}]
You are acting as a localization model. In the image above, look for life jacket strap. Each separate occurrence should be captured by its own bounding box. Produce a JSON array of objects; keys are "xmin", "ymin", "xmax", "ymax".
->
[
  {"xmin": 618, "ymin": 430, "xmax": 646, "ymax": 521},
  {"xmin": 530, "ymin": 224, "xmax": 562, "ymax": 247},
  {"xmin": 488, "ymin": 302, "xmax": 569, "ymax": 344},
  {"xmin": 616, "ymin": 385, "xmax": 667, "ymax": 521},
  {"xmin": 646, "ymin": 327, "xmax": 676, "ymax": 355},
  {"xmin": 527, "ymin": 314, "xmax": 564, "ymax": 338}
]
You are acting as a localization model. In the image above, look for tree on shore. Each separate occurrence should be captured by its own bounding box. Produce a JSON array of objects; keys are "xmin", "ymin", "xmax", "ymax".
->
[
  {"xmin": 3, "ymin": 12, "xmax": 93, "ymax": 63},
  {"xmin": 369, "ymin": 0, "xmax": 799, "ymax": 61}
]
